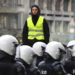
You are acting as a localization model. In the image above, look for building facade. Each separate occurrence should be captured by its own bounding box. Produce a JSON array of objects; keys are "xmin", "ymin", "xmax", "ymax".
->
[{"xmin": 0, "ymin": 0, "xmax": 75, "ymax": 44}]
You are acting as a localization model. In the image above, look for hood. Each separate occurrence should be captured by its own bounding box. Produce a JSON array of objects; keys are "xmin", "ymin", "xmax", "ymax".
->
[{"xmin": 31, "ymin": 5, "xmax": 40, "ymax": 16}]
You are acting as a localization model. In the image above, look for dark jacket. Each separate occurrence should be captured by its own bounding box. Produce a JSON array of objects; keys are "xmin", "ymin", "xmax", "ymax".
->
[
  {"xmin": 38, "ymin": 56, "xmax": 67, "ymax": 75},
  {"xmin": 0, "ymin": 51, "xmax": 26, "ymax": 75},
  {"xmin": 16, "ymin": 58, "xmax": 40, "ymax": 75},
  {"xmin": 64, "ymin": 57, "xmax": 75, "ymax": 75}
]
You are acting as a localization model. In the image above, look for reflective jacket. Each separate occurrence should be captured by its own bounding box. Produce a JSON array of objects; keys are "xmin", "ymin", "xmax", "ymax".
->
[{"xmin": 27, "ymin": 16, "xmax": 44, "ymax": 40}]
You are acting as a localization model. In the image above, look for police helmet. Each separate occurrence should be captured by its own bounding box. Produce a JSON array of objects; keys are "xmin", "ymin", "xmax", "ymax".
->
[
  {"xmin": 32, "ymin": 42, "xmax": 46, "ymax": 56},
  {"xmin": 67, "ymin": 40, "xmax": 75, "ymax": 47},
  {"xmin": 45, "ymin": 41, "xmax": 66, "ymax": 60},
  {"xmin": 0, "ymin": 35, "xmax": 19, "ymax": 55},
  {"xmin": 16, "ymin": 45, "xmax": 35, "ymax": 65}
]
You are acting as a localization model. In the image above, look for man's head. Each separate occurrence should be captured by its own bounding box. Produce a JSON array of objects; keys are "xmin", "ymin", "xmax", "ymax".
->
[{"xmin": 31, "ymin": 5, "xmax": 40, "ymax": 16}]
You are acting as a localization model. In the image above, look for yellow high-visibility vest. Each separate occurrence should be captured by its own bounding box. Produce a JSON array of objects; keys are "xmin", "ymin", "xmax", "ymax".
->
[{"xmin": 27, "ymin": 16, "xmax": 45, "ymax": 40}]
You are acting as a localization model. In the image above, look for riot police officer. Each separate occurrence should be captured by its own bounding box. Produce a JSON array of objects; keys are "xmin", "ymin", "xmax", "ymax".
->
[
  {"xmin": 32, "ymin": 41, "xmax": 46, "ymax": 67},
  {"xmin": 64, "ymin": 40, "xmax": 75, "ymax": 75},
  {"xmin": 15, "ymin": 45, "xmax": 38, "ymax": 75},
  {"xmin": 0, "ymin": 35, "xmax": 19, "ymax": 75},
  {"xmin": 38, "ymin": 41, "xmax": 68, "ymax": 75}
]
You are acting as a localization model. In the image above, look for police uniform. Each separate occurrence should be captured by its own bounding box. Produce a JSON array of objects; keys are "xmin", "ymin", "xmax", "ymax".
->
[
  {"xmin": 0, "ymin": 51, "xmax": 26, "ymax": 75},
  {"xmin": 64, "ymin": 57, "xmax": 75, "ymax": 75},
  {"xmin": 38, "ymin": 60, "xmax": 67, "ymax": 75}
]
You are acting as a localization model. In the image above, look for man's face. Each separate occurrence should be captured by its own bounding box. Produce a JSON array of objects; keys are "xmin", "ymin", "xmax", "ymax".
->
[{"xmin": 31, "ymin": 7, "xmax": 39, "ymax": 15}]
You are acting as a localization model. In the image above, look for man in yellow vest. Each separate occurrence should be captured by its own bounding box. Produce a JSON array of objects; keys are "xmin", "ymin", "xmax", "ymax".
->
[{"xmin": 22, "ymin": 5, "xmax": 50, "ymax": 46}]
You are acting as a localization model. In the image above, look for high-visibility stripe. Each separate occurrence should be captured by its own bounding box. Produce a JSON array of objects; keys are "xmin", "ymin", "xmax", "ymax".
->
[{"xmin": 29, "ymin": 29, "xmax": 43, "ymax": 32}]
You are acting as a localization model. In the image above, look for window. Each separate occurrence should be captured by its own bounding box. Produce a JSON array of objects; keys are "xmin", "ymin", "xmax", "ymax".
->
[
  {"xmin": 0, "ymin": 14, "xmax": 18, "ymax": 29},
  {"xmin": 55, "ymin": 0, "xmax": 61, "ymax": 11},
  {"xmin": 63, "ymin": 21, "xmax": 69, "ymax": 33},
  {"xmin": 0, "ymin": 0, "xmax": 22, "ymax": 7},
  {"xmin": 0, "ymin": 0, "xmax": 8, "ymax": 7},
  {"xmin": 72, "ymin": 0, "xmax": 75, "ymax": 12},
  {"xmin": 48, "ymin": 21, "xmax": 53, "ymax": 33},
  {"xmin": 55, "ymin": 21, "xmax": 61, "ymax": 33},
  {"xmin": 38, "ymin": 0, "xmax": 43, "ymax": 10},
  {"xmin": 30, "ymin": 0, "xmax": 35, "ymax": 8},
  {"xmin": 63, "ymin": 0, "xmax": 68, "ymax": 11},
  {"xmin": 8, "ymin": 14, "xmax": 18, "ymax": 29},
  {"xmin": 0, "ymin": 15, "xmax": 7, "ymax": 28},
  {"xmin": 47, "ymin": 0, "xmax": 52, "ymax": 10}
]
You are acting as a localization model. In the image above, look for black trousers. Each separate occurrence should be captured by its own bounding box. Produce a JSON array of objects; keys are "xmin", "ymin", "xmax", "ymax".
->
[{"xmin": 22, "ymin": 38, "xmax": 47, "ymax": 47}]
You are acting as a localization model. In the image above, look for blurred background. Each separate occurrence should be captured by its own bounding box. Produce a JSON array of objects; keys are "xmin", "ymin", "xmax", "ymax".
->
[{"xmin": 0, "ymin": 0, "xmax": 75, "ymax": 44}]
